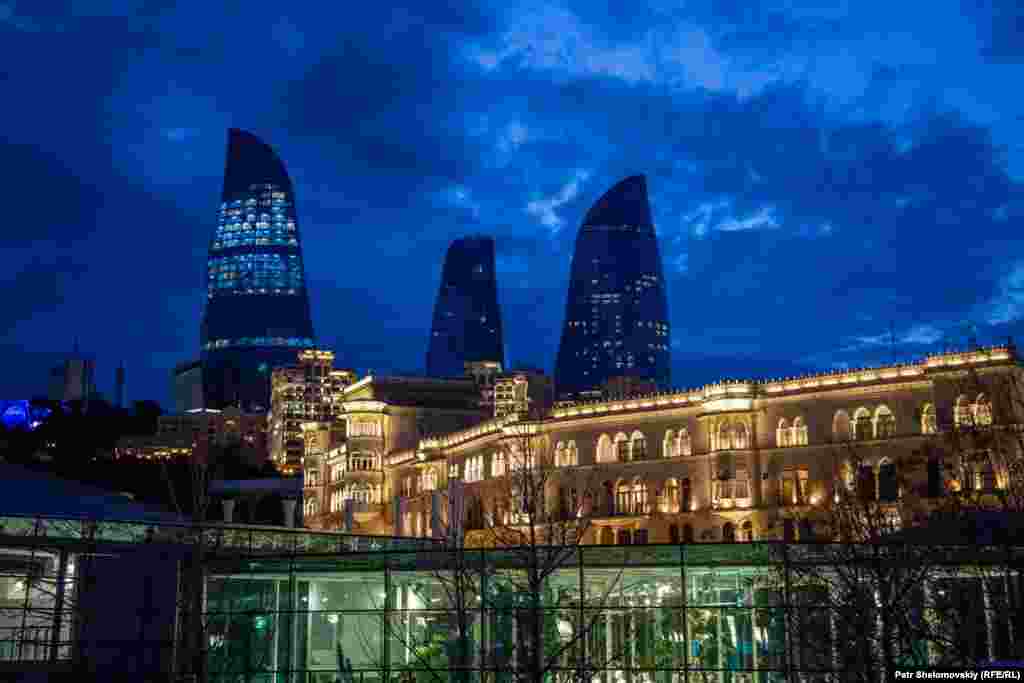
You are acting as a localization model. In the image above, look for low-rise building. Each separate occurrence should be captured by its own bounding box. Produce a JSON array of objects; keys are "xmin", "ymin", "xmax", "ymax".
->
[{"xmin": 115, "ymin": 407, "xmax": 268, "ymax": 466}]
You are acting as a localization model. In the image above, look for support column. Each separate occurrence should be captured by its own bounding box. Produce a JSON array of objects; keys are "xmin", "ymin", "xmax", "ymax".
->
[
  {"xmin": 983, "ymin": 578, "xmax": 997, "ymax": 661},
  {"xmin": 1005, "ymin": 570, "xmax": 1017, "ymax": 657},
  {"xmin": 606, "ymin": 611, "xmax": 615, "ymax": 683},
  {"xmin": 282, "ymin": 498, "xmax": 297, "ymax": 528},
  {"xmin": 630, "ymin": 606, "xmax": 638, "ymax": 683},
  {"xmin": 830, "ymin": 609, "xmax": 841, "ymax": 673},
  {"xmin": 920, "ymin": 580, "xmax": 935, "ymax": 665}
]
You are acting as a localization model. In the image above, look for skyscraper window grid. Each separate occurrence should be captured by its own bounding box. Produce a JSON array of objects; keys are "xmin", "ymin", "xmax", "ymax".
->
[
  {"xmin": 200, "ymin": 129, "xmax": 316, "ymax": 410},
  {"xmin": 555, "ymin": 175, "xmax": 671, "ymax": 398}
]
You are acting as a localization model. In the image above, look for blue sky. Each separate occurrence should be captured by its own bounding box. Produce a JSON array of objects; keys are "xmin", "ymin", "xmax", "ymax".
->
[{"xmin": 1, "ymin": 0, "xmax": 1022, "ymax": 406}]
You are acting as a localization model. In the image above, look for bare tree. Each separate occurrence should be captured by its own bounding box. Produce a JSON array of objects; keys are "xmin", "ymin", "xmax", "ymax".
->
[
  {"xmin": 773, "ymin": 441, "xmax": 941, "ymax": 683},
  {"xmin": 381, "ymin": 415, "xmax": 639, "ymax": 683},
  {"xmin": 926, "ymin": 360, "xmax": 1024, "ymax": 661}
]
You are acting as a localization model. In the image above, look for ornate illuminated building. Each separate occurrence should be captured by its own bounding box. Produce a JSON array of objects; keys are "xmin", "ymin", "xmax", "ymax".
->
[
  {"xmin": 300, "ymin": 375, "xmax": 485, "ymax": 529},
  {"xmin": 299, "ymin": 346, "xmax": 1022, "ymax": 546},
  {"xmin": 200, "ymin": 128, "xmax": 315, "ymax": 411},
  {"xmin": 426, "ymin": 236, "xmax": 505, "ymax": 378},
  {"xmin": 555, "ymin": 175, "xmax": 671, "ymax": 400},
  {"xmin": 269, "ymin": 349, "xmax": 357, "ymax": 475}
]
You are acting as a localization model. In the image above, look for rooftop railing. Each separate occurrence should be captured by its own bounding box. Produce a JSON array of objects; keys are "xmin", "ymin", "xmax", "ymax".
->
[{"xmin": 0, "ymin": 514, "xmax": 442, "ymax": 555}]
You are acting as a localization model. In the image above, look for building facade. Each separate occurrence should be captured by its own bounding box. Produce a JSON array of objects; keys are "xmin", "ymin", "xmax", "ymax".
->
[
  {"xmin": 269, "ymin": 349, "xmax": 357, "ymax": 475},
  {"xmin": 301, "ymin": 346, "xmax": 1021, "ymax": 546},
  {"xmin": 555, "ymin": 175, "xmax": 672, "ymax": 400},
  {"xmin": 300, "ymin": 375, "xmax": 486, "ymax": 531},
  {"xmin": 200, "ymin": 128, "xmax": 316, "ymax": 412},
  {"xmin": 493, "ymin": 368, "xmax": 554, "ymax": 418},
  {"xmin": 426, "ymin": 236, "xmax": 505, "ymax": 378}
]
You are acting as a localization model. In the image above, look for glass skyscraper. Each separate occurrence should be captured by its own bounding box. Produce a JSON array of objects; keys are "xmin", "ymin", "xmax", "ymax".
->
[
  {"xmin": 554, "ymin": 175, "xmax": 671, "ymax": 398},
  {"xmin": 200, "ymin": 128, "xmax": 315, "ymax": 410},
  {"xmin": 426, "ymin": 236, "xmax": 505, "ymax": 378}
]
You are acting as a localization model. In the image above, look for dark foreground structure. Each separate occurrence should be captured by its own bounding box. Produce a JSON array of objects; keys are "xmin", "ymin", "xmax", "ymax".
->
[
  {"xmin": 1, "ymin": 514, "xmax": 1022, "ymax": 682},
  {"xmin": 555, "ymin": 175, "xmax": 671, "ymax": 399},
  {"xmin": 426, "ymin": 236, "xmax": 505, "ymax": 378},
  {"xmin": 201, "ymin": 128, "xmax": 316, "ymax": 411}
]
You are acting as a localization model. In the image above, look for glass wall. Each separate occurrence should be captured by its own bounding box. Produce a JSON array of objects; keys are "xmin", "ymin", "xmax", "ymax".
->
[
  {"xmin": 202, "ymin": 544, "xmax": 1021, "ymax": 683},
  {"xmin": 0, "ymin": 546, "xmax": 75, "ymax": 662}
]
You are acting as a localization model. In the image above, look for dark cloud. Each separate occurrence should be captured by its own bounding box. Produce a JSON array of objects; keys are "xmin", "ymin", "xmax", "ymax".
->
[
  {"xmin": 969, "ymin": 0, "xmax": 1024, "ymax": 61},
  {"xmin": 1, "ymin": 0, "xmax": 1023, "ymax": 405}
]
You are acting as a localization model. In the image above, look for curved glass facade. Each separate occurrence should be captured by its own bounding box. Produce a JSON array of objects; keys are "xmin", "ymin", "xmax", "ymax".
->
[
  {"xmin": 201, "ymin": 129, "xmax": 315, "ymax": 410},
  {"xmin": 426, "ymin": 236, "xmax": 505, "ymax": 378},
  {"xmin": 555, "ymin": 176, "xmax": 671, "ymax": 399}
]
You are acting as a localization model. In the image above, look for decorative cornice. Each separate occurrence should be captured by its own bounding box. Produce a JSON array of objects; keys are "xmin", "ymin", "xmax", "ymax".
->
[{"xmin": 551, "ymin": 345, "xmax": 1017, "ymax": 418}]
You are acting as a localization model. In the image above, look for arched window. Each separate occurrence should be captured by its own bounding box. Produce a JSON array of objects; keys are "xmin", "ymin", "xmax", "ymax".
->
[
  {"xmin": 961, "ymin": 460, "xmax": 976, "ymax": 492},
  {"xmin": 663, "ymin": 478, "xmax": 680, "ymax": 513},
  {"xmin": 927, "ymin": 454, "xmax": 943, "ymax": 498},
  {"xmin": 679, "ymin": 428, "xmax": 693, "ymax": 456},
  {"xmin": 630, "ymin": 431, "xmax": 647, "ymax": 460},
  {"xmin": 717, "ymin": 422, "xmax": 732, "ymax": 451},
  {"xmin": 857, "ymin": 464, "xmax": 876, "ymax": 501},
  {"xmin": 631, "ymin": 478, "xmax": 649, "ymax": 514},
  {"xmin": 921, "ymin": 403, "xmax": 937, "ymax": 435},
  {"xmin": 614, "ymin": 433, "xmax": 630, "ymax": 461},
  {"xmin": 792, "ymin": 416, "xmax": 808, "ymax": 446},
  {"xmin": 682, "ymin": 524, "xmax": 695, "ymax": 543},
  {"xmin": 465, "ymin": 456, "xmax": 484, "ymax": 483},
  {"xmin": 722, "ymin": 522, "xmax": 736, "ymax": 543},
  {"xmin": 833, "ymin": 410, "xmax": 851, "ymax": 441},
  {"xmin": 617, "ymin": 529, "xmax": 633, "ymax": 545},
  {"xmin": 596, "ymin": 434, "xmax": 614, "ymax": 463},
  {"xmin": 491, "ymin": 452, "xmax": 506, "ymax": 477},
  {"xmin": 554, "ymin": 441, "xmax": 566, "ymax": 467},
  {"xmin": 981, "ymin": 461, "xmax": 996, "ymax": 491},
  {"xmin": 734, "ymin": 423, "xmax": 749, "ymax": 449},
  {"xmin": 954, "ymin": 395, "xmax": 972, "ymax": 428},
  {"xmin": 742, "ymin": 520, "xmax": 754, "ymax": 542},
  {"xmin": 974, "ymin": 394, "xmax": 993, "ymax": 426},
  {"xmin": 616, "ymin": 480, "xmax": 632, "ymax": 515},
  {"xmin": 853, "ymin": 408, "xmax": 873, "ymax": 441},
  {"xmin": 566, "ymin": 441, "xmax": 578, "ymax": 467},
  {"xmin": 777, "ymin": 418, "xmax": 791, "ymax": 448},
  {"xmin": 874, "ymin": 405, "xmax": 896, "ymax": 439},
  {"xmin": 663, "ymin": 430, "xmax": 677, "ymax": 458},
  {"xmin": 878, "ymin": 459, "xmax": 898, "ymax": 502}
]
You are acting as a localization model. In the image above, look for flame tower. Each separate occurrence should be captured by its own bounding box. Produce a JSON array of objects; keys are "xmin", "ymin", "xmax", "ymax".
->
[
  {"xmin": 554, "ymin": 175, "xmax": 671, "ymax": 398},
  {"xmin": 200, "ymin": 129, "xmax": 315, "ymax": 410},
  {"xmin": 426, "ymin": 236, "xmax": 505, "ymax": 378}
]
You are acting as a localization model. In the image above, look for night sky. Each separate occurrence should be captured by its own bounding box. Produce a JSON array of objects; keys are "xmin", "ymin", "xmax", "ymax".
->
[{"xmin": 2, "ymin": 1, "xmax": 1023, "ymax": 408}]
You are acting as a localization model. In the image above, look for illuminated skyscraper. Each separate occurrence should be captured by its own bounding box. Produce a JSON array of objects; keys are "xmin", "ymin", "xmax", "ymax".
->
[
  {"xmin": 426, "ymin": 236, "xmax": 505, "ymax": 378},
  {"xmin": 200, "ymin": 129, "xmax": 315, "ymax": 410},
  {"xmin": 554, "ymin": 175, "xmax": 671, "ymax": 398}
]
